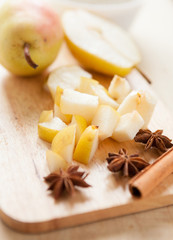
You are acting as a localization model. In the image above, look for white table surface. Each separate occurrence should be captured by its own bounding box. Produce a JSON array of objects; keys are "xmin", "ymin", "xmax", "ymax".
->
[{"xmin": 1, "ymin": 0, "xmax": 173, "ymax": 239}]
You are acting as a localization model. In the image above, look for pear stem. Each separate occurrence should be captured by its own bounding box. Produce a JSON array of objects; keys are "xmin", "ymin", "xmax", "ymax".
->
[
  {"xmin": 24, "ymin": 43, "xmax": 38, "ymax": 69},
  {"xmin": 136, "ymin": 67, "xmax": 152, "ymax": 84}
]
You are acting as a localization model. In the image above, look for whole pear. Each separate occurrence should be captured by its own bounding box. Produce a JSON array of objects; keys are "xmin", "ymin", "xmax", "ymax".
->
[{"xmin": 0, "ymin": 0, "xmax": 63, "ymax": 76}]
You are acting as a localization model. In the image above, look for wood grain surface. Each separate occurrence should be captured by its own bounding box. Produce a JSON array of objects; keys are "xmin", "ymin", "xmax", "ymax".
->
[{"xmin": 0, "ymin": 43, "xmax": 173, "ymax": 233}]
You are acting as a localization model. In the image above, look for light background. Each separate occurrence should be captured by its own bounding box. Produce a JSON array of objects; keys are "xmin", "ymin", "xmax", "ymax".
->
[{"xmin": 0, "ymin": 0, "xmax": 173, "ymax": 239}]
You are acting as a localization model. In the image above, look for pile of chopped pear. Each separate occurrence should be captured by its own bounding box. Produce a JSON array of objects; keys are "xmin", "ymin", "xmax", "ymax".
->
[{"xmin": 38, "ymin": 65, "xmax": 156, "ymax": 172}]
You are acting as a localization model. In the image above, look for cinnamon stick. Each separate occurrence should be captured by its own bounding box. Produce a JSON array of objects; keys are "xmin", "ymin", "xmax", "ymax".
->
[{"xmin": 129, "ymin": 147, "xmax": 173, "ymax": 198}]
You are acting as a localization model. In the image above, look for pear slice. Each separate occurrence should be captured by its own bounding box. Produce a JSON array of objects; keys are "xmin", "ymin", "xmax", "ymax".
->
[
  {"xmin": 54, "ymin": 104, "xmax": 72, "ymax": 124},
  {"xmin": 38, "ymin": 110, "xmax": 53, "ymax": 123},
  {"xmin": 38, "ymin": 117, "xmax": 67, "ymax": 143},
  {"xmin": 78, "ymin": 77, "xmax": 99, "ymax": 92},
  {"xmin": 60, "ymin": 89, "xmax": 99, "ymax": 123},
  {"xmin": 90, "ymin": 83, "xmax": 119, "ymax": 109},
  {"xmin": 117, "ymin": 90, "xmax": 156, "ymax": 127},
  {"xmin": 47, "ymin": 65, "xmax": 92, "ymax": 98},
  {"xmin": 71, "ymin": 115, "xmax": 88, "ymax": 144},
  {"xmin": 46, "ymin": 150, "xmax": 68, "ymax": 173},
  {"xmin": 112, "ymin": 111, "xmax": 144, "ymax": 142},
  {"xmin": 73, "ymin": 125, "xmax": 99, "ymax": 165},
  {"xmin": 54, "ymin": 86, "xmax": 72, "ymax": 123},
  {"xmin": 51, "ymin": 124, "xmax": 76, "ymax": 163},
  {"xmin": 92, "ymin": 105, "xmax": 120, "ymax": 141},
  {"xmin": 62, "ymin": 10, "xmax": 140, "ymax": 76},
  {"xmin": 108, "ymin": 75, "xmax": 131, "ymax": 103},
  {"xmin": 79, "ymin": 77, "xmax": 119, "ymax": 109}
]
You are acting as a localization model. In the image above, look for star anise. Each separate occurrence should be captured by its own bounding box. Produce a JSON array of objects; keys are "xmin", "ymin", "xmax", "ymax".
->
[
  {"xmin": 134, "ymin": 129, "xmax": 173, "ymax": 152},
  {"xmin": 106, "ymin": 148, "xmax": 149, "ymax": 177},
  {"xmin": 44, "ymin": 166, "xmax": 91, "ymax": 200}
]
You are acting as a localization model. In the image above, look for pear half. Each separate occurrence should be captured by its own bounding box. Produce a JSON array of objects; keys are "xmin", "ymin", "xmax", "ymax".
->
[{"xmin": 62, "ymin": 10, "xmax": 141, "ymax": 76}]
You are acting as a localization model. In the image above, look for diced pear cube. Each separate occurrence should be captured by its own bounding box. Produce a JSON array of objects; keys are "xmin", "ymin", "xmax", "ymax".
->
[
  {"xmin": 46, "ymin": 150, "xmax": 68, "ymax": 173},
  {"xmin": 108, "ymin": 75, "xmax": 131, "ymax": 103},
  {"xmin": 60, "ymin": 89, "xmax": 99, "ymax": 123},
  {"xmin": 73, "ymin": 125, "xmax": 99, "ymax": 165},
  {"xmin": 51, "ymin": 124, "xmax": 76, "ymax": 163},
  {"xmin": 117, "ymin": 90, "xmax": 156, "ymax": 127},
  {"xmin": 92, "ymin": 105, "xmax": 120, "ymax": 141},
  {"xmin": 47, "ymin": 65, "xmax": 92, "ymax": 99},
  {"xmin": 54, "ymin": 86, "xmax": 72, "ymax": 123},
  {"xmin": 38, "ymin": 110, "xmax": 53, "ymax": 123},
  {"xmin": 112, "ymin": 111, "xmax": 144, "ymax": 142},
  {"xmin": 91, "ymin": 84, "xmax": 119, "ymax": 109},
  {"xmin": 54, "ymin": 104, "xmax": 72, "ymax": 124},
  {"xmin": 78, "ymin": 76, "xmax": 99, "ymax": 92},
  {"xmin": 79, "ymin": 77, "xmax": 119, "ymax": 109},
  {"xmin": 71, "ymin": 115, "xmax": 87, "ymax": 144},
  {"xmin": 38, "ymin": 117, "xmax": 67, "ymax": 143}
]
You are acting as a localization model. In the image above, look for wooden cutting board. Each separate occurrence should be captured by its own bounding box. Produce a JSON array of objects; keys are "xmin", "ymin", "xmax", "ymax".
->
[{"xmin": 0, "ymin": 43, "xmax": 173, "ymax": 234}]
